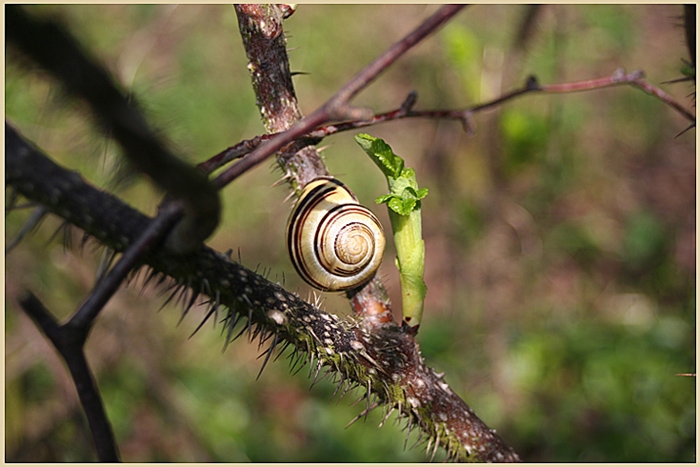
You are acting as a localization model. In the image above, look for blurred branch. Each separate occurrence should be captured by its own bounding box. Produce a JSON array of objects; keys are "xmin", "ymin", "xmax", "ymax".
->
[
  {"xmin": 6, "ymin": 5, "xmax": 220, "ymax": 253},
  {"xmin": 18, "ymin": 292, "xmax": 120, "ymax": 462}
]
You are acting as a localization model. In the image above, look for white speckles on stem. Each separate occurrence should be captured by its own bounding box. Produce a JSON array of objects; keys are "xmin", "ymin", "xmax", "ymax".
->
[
  {"xmin": 350, "ymin": 340, "xmax": 364, "ymax": 351},
  {"xmin": 268, "ymin": 309, "xmax": 286, "ymax": 325}
]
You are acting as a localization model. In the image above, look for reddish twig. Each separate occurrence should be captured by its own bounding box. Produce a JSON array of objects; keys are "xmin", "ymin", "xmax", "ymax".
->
[
  {"xmin": 201, "ymin": 68, "xmax": 695, "ymax": 176},
  {"xmin": 539, "ymin": 69, "xmax": 695, "ymax": 122}
]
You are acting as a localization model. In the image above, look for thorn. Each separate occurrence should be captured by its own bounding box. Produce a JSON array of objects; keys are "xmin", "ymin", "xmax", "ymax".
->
[
  {"xmin": 6, "ymin": 206, "xmax": 49, "ymax": 253},
  {"xmin": 290, "ymin": 351, "xmax": 306, "ymax": 376},
  {"xmin": 272, "ymin": 173, "xmax": 292, "ymax": 187},
  {"xmin": 159, "ymin": 282, "xmax": 184, "ymax": 311},
  {"xmin": 274, "ymin": 341, "xmax": 292, "ymax": 362},
  {"xmin": 378, "ymin": 406, "xmax": 395, "ymax": 428},
  {"xmin": 189, "ymin": 302, "xmax": 219, "ymax": 338},
  {"xmin": 229, "ymin": 312, "xmax": 251, "ymax": 344},
  {"xmin": 174, "ymin": 282, "xmax": 189, "ymax": 309},
  {"xmin": 62, "ymin": 223, "xmax": 74, "ymax": 250},
  {"xmin": 46, "ymin": 221, "xmax": 70, "ymax": 248},
  {"xmin": 256, "ymin": 328, "xmax": 272, "ymax": 350},
  {"xmin": 330, "ymin": 375, "xmax": 346, "ymax": 402},
  {"xmin": 256, "ymin": 333, "xmax": 279, "ymax": 380},
  {"xmin": 80, "ymin": 231, "xmax": 91, "ymax": 250},
  {"xmin": 6, "ymin": 189, "xmax": 20, "ymax": 211},
  {"xmin": 364, "ymin": 381, "xmax": 372, "ymax": 421},
  {"xmin": 155, "ymin": 273, "xmax": 169, "ymax": 288},
  {"xmin": 125, "ymin": 265, "xmax": 143, "ymax": 287},
  {"xmin": 345, "ymin": 400, "xmax": 380, "ymax": 429},
  {"xmin": 309, "ymin": 361, "xmax": 325, "ymax": 389},
  {"xmin": 404, "ymin": 417, "xmax": 413, "ymax": 450},
  {"xmin": 178, "ymin": 287, "xmax": 200, "ymax": 325},
  {"xmin": 307, "ymin": 353, "xmax": 316, "ymax": 380},
  {"xmin": 410, "ymin": 427, "xmax": 425, "ymax": 450},
  {"xmin": 349, "ymin": 392, "xmax": 365, "ymax": 408},
  {"xmin": 660, "ymin": 76, "xmax": 694, "ymax": 85},
  {"xmin": 282, "ymin": 190, "xmax": 296, "ymax": 204},
  {"xmin": 675, "ymin": 122, "xmax": 696, "ymax": 138},
  {"xmin": 345, "ymin": 412, "xmax": 363, "ymax": 429},
  {"xmin": 223, "ymin": 311, "xmax": 245, "ymax": 351},
  {"xmin": 200, "ymin": 278, "xmax": 212, "ymax": 299},
  {"xmin": 429, "ymin": 425, "xmax": 440, "ymax": 461},
  {"xmin": 140, "ymin": 267, "xmax": 160, "ymax": 292},
  {"xmin": 246, "ymin": 306, "xmax": 254, "ymax": 341},
  {"xmin": 336, "ymin": 379, "xmax": 354, "ymax": 405}
]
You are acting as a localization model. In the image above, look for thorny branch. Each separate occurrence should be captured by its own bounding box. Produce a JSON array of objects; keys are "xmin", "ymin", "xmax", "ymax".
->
[
  {"xmin": 6, "ymin": 126, "xmax": 520, "ymax": 461},
  {"xmin": 7, "ymin": 3, "xmax": 694, "ymax": 463},
  {"xmin": 7, "ymin": 4, "xmax": 523, "ymax": 460}
]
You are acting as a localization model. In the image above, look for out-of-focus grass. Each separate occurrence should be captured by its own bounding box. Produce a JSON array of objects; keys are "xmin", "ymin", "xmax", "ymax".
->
[{"xmin": 6, "ymin": 4, "xmax": 695, "ymax": 462}]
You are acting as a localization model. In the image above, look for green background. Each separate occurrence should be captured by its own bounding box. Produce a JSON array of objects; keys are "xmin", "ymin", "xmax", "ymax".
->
[{"xmin": 6, "ymin": 5, "xmax": 695, "ymax": 462}]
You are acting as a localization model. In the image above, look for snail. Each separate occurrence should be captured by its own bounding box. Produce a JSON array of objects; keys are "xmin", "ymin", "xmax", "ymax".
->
[{"xmin": 286, "ymin": 177, "xmax": 386, "ymax": 291}]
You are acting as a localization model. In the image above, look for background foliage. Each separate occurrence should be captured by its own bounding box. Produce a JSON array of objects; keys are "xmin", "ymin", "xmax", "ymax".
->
[{"xmin": 5, "ymin": 4, "xmax": 695, "ymax": 462}]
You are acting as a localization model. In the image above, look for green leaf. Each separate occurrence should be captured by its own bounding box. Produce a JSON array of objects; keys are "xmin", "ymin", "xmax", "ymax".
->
[
  {"xmin": 375, "ymin": 194, "xmax": 394, "ymax": 204},
  {"xmin": 354, "ymin": 133, "xmax": 403, "ymax": 179},
  {"xmin": 387, "ymin": 196, "xmax": 406, "ymax": 215}
]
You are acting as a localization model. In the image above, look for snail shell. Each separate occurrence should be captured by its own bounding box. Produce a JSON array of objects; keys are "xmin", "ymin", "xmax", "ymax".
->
[{"xmin": 286, "ymin": 177, "xmax": 385, "ymax": 291}]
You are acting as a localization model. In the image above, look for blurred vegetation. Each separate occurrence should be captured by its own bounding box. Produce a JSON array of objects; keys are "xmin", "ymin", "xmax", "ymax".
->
[{"xmin": 5, "ymin": 4, "xmax": 695, "ymax": 462}]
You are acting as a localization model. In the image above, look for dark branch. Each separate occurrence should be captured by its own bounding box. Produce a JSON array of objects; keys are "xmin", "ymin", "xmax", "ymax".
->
[
  {"xmin": 6, "ymin": 5, "xmax": 220, "ymax": 253},
  {"xmin": 18, "ymin": 293, "xmax": 120, "ymax": 462}
]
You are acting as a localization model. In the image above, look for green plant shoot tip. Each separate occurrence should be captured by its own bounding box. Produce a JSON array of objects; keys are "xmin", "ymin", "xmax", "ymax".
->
[{"xmin": 354, "ymin": 133, "xmax": 427, "ymax": 332}]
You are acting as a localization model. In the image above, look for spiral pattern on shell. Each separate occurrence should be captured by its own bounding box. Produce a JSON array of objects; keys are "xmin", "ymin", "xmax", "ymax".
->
[{"xmin": 286, "ymin": 177, "xmax": 386, "ymax": 291}]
